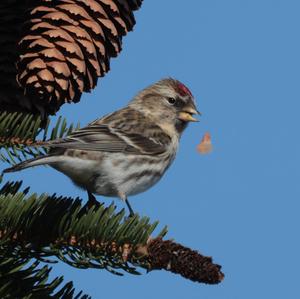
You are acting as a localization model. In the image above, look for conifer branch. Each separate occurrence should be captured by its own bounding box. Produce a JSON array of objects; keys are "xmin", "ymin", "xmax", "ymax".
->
[
  {"xmin": 0, "ymin": 257, "xmax": 90, "ymax": 299},
  {"xmin": 0, "ymin": 112, "xmax": 79, "ymax": 165},
  {"xmin": 0, "ymin": 181, "xmax": 224, "ymax": 285}
]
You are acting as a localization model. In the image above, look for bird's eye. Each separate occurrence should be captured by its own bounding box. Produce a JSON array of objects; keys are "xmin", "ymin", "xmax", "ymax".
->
[{"xmin": 167, "ymin": 97, "xmax": 176, "ymax": 105}]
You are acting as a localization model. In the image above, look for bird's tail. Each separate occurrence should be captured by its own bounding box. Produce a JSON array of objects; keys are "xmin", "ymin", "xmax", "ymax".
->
[{"xmin": 2, "ymin": 155, "xmax": 57, "ymax": 174}]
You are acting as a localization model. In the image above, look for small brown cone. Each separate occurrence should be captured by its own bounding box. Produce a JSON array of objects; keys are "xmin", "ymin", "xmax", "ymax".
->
[{"xmin": 147, "ymin": 238, "xmax": 224, "ymax": 284}]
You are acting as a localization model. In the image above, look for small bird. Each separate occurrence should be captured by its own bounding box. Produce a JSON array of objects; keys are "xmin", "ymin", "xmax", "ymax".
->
[{"xmin": 3, "ymin": 78, "xmax": 200, "ymax": 215}]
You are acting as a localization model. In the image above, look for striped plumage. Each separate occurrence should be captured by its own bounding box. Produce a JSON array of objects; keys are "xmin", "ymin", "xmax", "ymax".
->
[{"xmin": 3, "ymin": 78, "xmax": 200, "ymax": 215}]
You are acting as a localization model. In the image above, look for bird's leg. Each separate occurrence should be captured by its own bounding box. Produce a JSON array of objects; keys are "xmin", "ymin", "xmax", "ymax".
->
[
  {"xmin": 79, "ymin": 190, "xmax": 100, "ymax": 216},
  {"xmin": 86, "ymin": 190, "xmax": 102, "ymax": 209},
  {"xmin": 118, "ymin": 191, "xmax": 135, "ymax": 217},
  {"xmin": 125, "ymin": 197, "xmax": 135, "ymax": 217},
  {"xmin": 87, "ymin": 190, "xmax": 97, "ymax": 206}
]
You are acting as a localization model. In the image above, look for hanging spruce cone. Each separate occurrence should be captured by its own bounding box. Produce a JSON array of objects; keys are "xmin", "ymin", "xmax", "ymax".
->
[{"xmin": 0, "ymin": 0, "xmax": 143, "ymax": 116}]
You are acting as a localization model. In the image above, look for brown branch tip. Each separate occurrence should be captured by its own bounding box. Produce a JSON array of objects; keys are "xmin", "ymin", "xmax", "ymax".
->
[
  {"xmin": 139, "ymin": 238, "xmax": 224, "ymax": 284},
  {"xmin": 0, "ymin": 234, "xmax": 224, "ymax": 285}
]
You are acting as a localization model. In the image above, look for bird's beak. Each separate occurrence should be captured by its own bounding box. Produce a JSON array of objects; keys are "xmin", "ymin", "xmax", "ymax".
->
[{"xmin": 178, "ymin": 103, "xmax": 201, "ymax": 122}]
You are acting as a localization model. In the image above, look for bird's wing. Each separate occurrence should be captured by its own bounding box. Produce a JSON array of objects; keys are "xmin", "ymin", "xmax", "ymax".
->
[{"xmin": 43, "ymin": 124, "xmax": 169, "ymax": 155}]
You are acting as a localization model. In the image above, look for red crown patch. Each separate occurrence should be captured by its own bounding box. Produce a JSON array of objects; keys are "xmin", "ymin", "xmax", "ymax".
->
[{"xmin": 177, "ymin": 82, "xmax": 193, "ymax": 97}]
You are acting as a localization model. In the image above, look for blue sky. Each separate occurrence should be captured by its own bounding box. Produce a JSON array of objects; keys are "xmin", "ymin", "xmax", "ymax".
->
[{"xmin": 4, "ymin": 1, "xmax": 300, "ymax": 298}]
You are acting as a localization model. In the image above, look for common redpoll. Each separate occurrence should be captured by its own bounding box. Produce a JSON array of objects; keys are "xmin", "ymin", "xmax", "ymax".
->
[{"xmin": 4, "ymin": 78, "xmax": 200, "ymax": 215}]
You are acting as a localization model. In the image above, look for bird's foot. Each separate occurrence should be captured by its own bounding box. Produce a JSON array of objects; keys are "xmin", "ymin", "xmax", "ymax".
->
[
  {"xmin": 125, "ymin": 198, "xmax": 135, "ymax": 218},
  {"xmin": 87, "ymin": 190, "xmax": 101, "ymax": 209},
  {"xmin": 78, "ymin": 191, "xmax": 101, "ymax": 217}
]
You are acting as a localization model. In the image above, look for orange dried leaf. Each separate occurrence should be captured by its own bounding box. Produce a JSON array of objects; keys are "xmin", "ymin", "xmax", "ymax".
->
[{"xmin": 197, "ymin": 132, "xmax": 212, "ymax": 154}]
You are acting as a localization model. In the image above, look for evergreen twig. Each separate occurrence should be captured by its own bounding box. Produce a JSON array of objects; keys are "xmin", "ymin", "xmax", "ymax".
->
[
  {"xmin": 0, "ymin": 257, "xmax": 90, "ymax": 299},
  {"xmin": 0, "ymin": 181, "xmax": 224, "ymax": 285},
  {"xmin": 0, "ymin": 112, "xmax": 79, "ymax": 165}
]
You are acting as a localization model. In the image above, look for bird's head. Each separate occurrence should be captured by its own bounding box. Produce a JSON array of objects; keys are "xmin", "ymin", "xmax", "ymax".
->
[{"xmin": 130, "ymin": 78, "xmax": 200, "ymax": 134}]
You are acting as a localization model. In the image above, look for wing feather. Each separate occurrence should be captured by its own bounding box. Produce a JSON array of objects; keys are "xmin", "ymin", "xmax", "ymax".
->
[{"xmin": 44, "ymin": 124, "xmax": 168, "ymax": 155}]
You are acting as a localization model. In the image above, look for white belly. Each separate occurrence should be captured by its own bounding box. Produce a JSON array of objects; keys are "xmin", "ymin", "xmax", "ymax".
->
[
  {"xmin": 94, "ymin": 152, "xmax": 175, "ymax": 197},
  {"xmin": 50, "ymin": 135, "xmax": 179, "ymax": 199}
]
